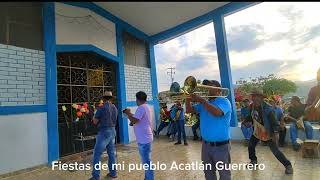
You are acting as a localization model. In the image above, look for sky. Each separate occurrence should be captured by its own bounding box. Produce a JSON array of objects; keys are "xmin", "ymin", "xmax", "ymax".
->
[{"xmin": 154, "ymin": 2, "xmax": 320, "ymax": 92}]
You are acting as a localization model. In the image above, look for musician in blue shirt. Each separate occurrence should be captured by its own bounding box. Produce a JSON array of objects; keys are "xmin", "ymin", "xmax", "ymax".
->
[
  {"xmin": 186, "ymin": 80, "xmax": 231, "ymax": 180},
  {"xmin": 171, "ymin": 101, "xmax": 188, "ymax": 145}
]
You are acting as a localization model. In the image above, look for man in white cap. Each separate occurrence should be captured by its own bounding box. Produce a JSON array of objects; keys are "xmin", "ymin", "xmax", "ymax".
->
[{"xmin": 90, "ymin": 91, "xmax": 118, "ymax": 180}]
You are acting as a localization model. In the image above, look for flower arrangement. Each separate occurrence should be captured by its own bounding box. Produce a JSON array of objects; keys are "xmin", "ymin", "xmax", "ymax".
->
[
  {"xmin": 60, "ymin": 99, "xmax": 105, "ymax": 130},
  {"xmin": 71, "ymin": 102, "xmax": 90, "ymax": 122}
]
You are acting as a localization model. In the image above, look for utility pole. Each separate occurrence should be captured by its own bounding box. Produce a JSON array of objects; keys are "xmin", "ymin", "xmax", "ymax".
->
[{"xmin": 167, "ymin": 67, "xmax": 175, "ymax": 84}]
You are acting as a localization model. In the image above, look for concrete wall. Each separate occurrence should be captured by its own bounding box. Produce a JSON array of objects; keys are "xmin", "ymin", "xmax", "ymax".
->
[
  {"xmin": 55, "ymin": 3, "xmax": 117, "ymax": 56},
  {"xmin": 0, "ymin": 113, "xmax": 48, "ymax": 175},
  {"xmin": 124, "ymin": 65, "xmax": 153, "ymax": 102},
  {"xmin": 126, "ymin": 104, "xmax": 155, "ymax": 143},
  {"xmin": 0, "ymin": 44, "xmax": 46, "ymax": 106}
]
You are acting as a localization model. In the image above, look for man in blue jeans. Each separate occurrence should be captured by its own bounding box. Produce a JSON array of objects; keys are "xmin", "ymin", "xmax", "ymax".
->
[
  {"xmin": 240, "ymin": 99, "xmax": 253, "ymax": 145},
  {"xmin": 269, "ymin": 96, "xmax": 286, "ymax": 147},
  {"xmin": 171, "ymin": 101, "xmax": 188, "ymax": 145},
  {"xmin": 89, "ymin": 91, "xmax": 118, "ymax": 180},
  {"xmin": 123, "ymin": 91, "xmax": 154, "ymax": 180},
  {"xmin": 286, "ymin": 96, "xmax": 313, "ymax": 151}
]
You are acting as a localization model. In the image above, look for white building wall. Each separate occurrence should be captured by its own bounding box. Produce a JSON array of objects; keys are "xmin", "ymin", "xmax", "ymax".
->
[
  {"xmin": 124, "ymin": 65, "xmax": 153, "ymax": 102},
  {"xmin": 0, "ymin": 44, "xmax": 46, "ymax": 106},
  {"xmin": 0, "ymin": 113, "xmax": 48, "ymax": 175},
  {"xmin": 55, "ymin": 3, "xmax": 117, "ymax": 56}
]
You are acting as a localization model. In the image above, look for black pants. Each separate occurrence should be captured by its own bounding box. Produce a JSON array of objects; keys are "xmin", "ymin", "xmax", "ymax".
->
[
  {"xmin": 248, "ymin": 135, "xmax": 291, "ymax": 167},
  {"xmin": 279, "ymin": 128, "xmax": 287, "ymax": 146},
  {"xmin": 156, "ymin": 121, "xmax": 169, "ymax": 135},
  {"xmin": 192, "ymin": 120, "xmax": 200, "ymax": 137}
]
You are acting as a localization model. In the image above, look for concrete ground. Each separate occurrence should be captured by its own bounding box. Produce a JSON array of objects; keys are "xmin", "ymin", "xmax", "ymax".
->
[{"xmin": 1, "ymin": 136, "xmax": 319, "ymax": 180}]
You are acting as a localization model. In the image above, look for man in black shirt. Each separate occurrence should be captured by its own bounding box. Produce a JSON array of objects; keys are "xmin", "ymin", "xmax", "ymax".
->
[{"xmin": 286, "ymin": 96, "xmax": 313, "ymax": 151}]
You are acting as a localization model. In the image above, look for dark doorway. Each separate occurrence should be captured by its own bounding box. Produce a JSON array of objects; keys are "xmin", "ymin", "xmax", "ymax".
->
[{"xmin": 56, "ymin": 52, "xmax": 119, "ymax": 157}]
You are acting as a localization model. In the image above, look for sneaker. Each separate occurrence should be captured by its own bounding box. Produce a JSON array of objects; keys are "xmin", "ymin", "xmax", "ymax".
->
[
  {"xmin": 106, "ymin": 173, "xmax": 117, "ymax": 178},
  {"xmin": 285, "ymin": 165, "xmax": 293, "ymax": 174},
  {"xmin": 249, "ymin": 160, "xmax": 257, "ymax": 165},
  {"xmin": 193, "ymin": 136, "xmax": 199, "ymax": 141},
  {"xmin": 174, "ymin": 141, "xmax": 182, "ymax": 145},
  {"xmin": 184, "ymin": 141, "xmax": 188, "ymax": 146},
  {"xmin": 292, "ymin": 144, "xmax": 301, "ymax": 151},
  {"xmin": 246, "ymin": 160, "xmax": 257, "ymax": 169}
]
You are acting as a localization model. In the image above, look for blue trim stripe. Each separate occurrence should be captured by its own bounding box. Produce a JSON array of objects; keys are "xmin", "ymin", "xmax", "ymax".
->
[
  {"xmin": 0, "ymin": 105, "xmax": 47, "ymax": 115},
  {"xmin": 61, "ymin": 2, "xmax": 149, "ymax": 41},
  {"xmin": 216, "ymin": 2, "xmax": 260, "ymax": 17},
  {"xmin": 150, "ymin": 13, "xmax": 213, "ymax": 44},
  {"xmin": 56, "ymin": 44, "xmax": 119, "ymax": 63},
  {"xmin": 150, "ymin": 2, "xmax": 259, "ymax": 44},
  {"xmin": 213, "ymin": 16, "xmax": 238, "ymax": 127},
  {"xmin": 148, "ymin": 44, "xmax": 160, "ymax": 127},
  {"xmin": 116, "ymin": 25, "xmax": 129, "ymax": 144},
  {"xmin": 43, "ymin": 2, "xmax": 59, "ymax": 164}
]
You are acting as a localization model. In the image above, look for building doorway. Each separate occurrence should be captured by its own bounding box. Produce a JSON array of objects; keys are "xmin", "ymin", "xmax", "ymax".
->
[{"xmin": 56, "ymin": 52, "xmax": 119, "ymax": 157}]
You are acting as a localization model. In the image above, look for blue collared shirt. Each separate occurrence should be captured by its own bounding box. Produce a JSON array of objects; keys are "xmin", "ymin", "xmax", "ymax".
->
[
  {"xmin": 170, "ymin": 106, "xmax": 184, "ymax": 121},
  {"xmin": 193, "ymin": 97, "xmax": 231, "ymax": 142},
  {"xmin": 94, "ymin": 103, "xmax": 118, "ymax": 131}
]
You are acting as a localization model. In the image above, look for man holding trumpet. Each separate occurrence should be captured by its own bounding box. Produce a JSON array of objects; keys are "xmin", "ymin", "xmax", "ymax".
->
[{"xmin": 186, "ymin": 79, "xmax": 232, "ymax": 180}]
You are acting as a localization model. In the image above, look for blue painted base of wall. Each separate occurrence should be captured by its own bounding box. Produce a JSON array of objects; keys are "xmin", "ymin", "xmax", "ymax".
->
[{"xmin": 0, "ymin": 105, "xmax": 47, "ymax": 115}]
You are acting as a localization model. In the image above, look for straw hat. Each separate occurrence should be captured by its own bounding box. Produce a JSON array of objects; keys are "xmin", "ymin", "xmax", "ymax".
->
[
  {"xmin": 103, "ymin": 91, "xmax": 113, "ymax": 97},
  {"xmin": 250, "ymin": 88, "xmax": 266, "ymax": 97}
]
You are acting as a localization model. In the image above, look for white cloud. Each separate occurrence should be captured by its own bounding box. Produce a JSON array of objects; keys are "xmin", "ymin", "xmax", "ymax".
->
[{"xmin": 155, "ymin": 2, "xmax": 320, "ymax": 92}]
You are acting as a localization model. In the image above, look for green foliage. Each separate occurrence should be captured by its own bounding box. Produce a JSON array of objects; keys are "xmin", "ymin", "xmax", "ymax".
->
[
  {"xmin": 262, "ymin": 78, "xmax": 297, "ymax": 96},
  {"xmin": 236, "ymin": 74, "xmax": 297, "ymax": 96}
]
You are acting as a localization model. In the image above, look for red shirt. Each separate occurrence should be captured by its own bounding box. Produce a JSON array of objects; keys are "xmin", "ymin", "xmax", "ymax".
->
[
  {"xmin": 306, "ymin": 85, "xmax": 320, "ymax": 106},
  {"xmin": 160, "ymin": 108, "xmax": 170, "ymax": 119}
]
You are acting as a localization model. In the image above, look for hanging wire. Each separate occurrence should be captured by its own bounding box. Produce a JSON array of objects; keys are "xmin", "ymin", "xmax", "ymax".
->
[{"xmin": 55, "ymin": 12, "xmax": 115, "ymax": 39}]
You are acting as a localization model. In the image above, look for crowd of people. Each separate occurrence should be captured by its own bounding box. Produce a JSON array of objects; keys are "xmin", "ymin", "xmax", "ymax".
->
[
  {"xmin": 87, "ymin": 68, "xmax": 319, "ymax": 180},
  {"xmin": 239, "ymin": 81, "xmax": 318, "ymax": 151},
  {"xmin": 153, "ymin": 101, "xmax": 202, "ymax": 144}
]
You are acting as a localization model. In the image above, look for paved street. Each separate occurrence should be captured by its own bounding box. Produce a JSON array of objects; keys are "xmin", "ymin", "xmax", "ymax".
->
[{"xmin": 1, "ymin": 137, "xmax": 319, "ymax": 180}]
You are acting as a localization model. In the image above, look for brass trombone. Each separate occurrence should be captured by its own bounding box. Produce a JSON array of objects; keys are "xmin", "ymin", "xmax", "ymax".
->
[{"xmin": 159, "ymin": 76, "xmax": 229, "ymax": 102}]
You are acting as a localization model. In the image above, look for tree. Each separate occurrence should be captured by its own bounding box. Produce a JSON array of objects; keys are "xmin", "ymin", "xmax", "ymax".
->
[
  {"xmin": 236, "ymin": 74, "xmax": 297, "ymax": 97},
  {"xmin": 262, "ymin": 78, "xmax": 297, "ymax": 96}
]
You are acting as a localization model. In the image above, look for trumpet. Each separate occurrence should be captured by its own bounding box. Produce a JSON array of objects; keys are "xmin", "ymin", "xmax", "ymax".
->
[{"xmin": 159, "ymin": 76, "xmax": 229, "ymax": 102}]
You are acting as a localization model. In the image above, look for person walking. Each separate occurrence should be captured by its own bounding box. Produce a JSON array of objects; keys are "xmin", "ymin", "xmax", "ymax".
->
[
  {"xmin": 89, "ymin": 91, "xmax": 118, "ymax": 180},
  {"xmin": 123, "ymin": 91, "xmax": 154, "ymax": 180}
]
